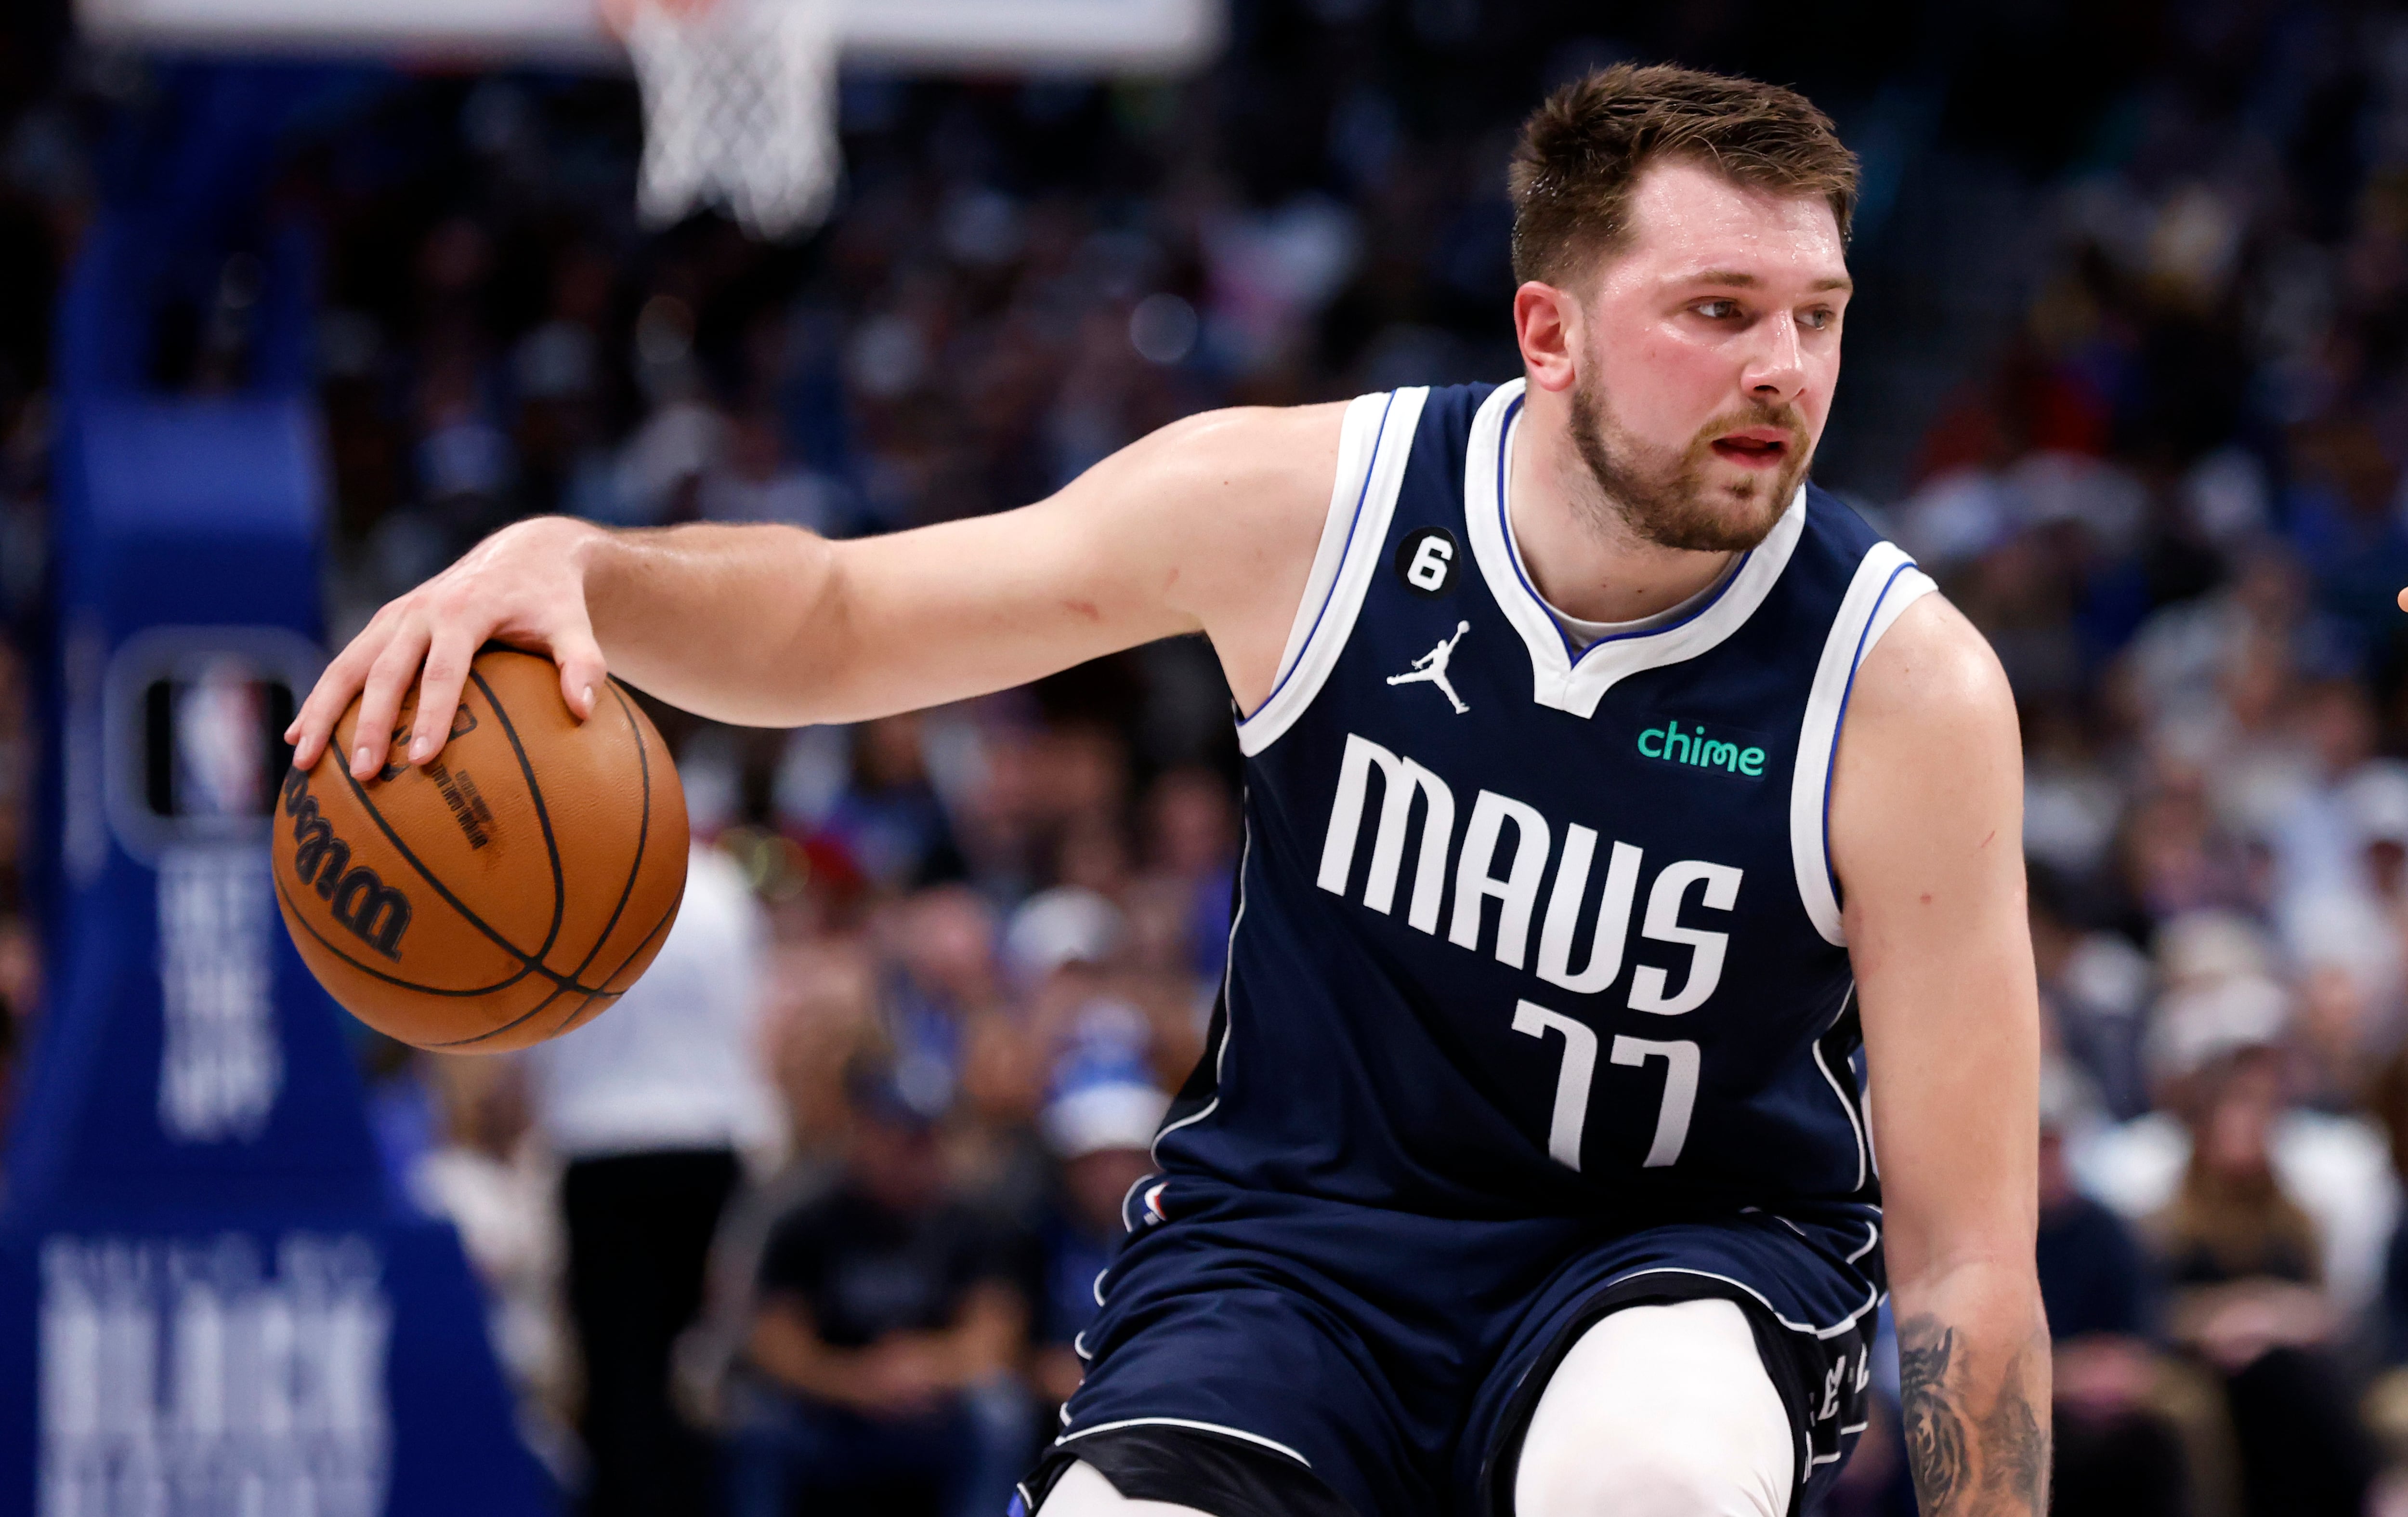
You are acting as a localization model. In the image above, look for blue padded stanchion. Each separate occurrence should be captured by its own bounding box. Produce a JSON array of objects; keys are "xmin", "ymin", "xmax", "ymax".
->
[{"xmin": 0, "ymin": 62, "xmax": 548, "ymax": 1517}]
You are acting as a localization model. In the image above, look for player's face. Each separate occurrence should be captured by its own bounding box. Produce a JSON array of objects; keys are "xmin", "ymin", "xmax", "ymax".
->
[{"xmin": 1565, "ymin": 159, "xmax": 1850, "ymax": 552}]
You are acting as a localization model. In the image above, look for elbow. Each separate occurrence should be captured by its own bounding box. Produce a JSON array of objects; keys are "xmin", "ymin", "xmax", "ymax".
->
[{"xmin": 1886, "ymin": 1247, "xmax": 2044, "ymax": 1312}]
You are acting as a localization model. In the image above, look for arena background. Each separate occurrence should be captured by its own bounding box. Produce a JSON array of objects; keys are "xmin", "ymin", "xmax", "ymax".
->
[{"xmin": 0, "ymin": 1, "xmax": 2400, "ymax": 1514}]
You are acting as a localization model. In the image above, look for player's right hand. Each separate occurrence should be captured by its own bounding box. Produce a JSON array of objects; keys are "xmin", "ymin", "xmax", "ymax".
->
[{"xmin": 287, "ymin": 515, "xmax": 613, "ymax": 782}]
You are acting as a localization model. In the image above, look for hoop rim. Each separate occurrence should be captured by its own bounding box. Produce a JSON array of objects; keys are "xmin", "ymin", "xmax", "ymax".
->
[{"xmin": 77, "ymin": 0, "xmax": 1225, "ymax": 74}]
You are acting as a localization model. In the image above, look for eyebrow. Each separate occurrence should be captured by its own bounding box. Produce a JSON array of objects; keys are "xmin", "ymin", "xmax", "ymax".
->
[{"xmin": 1681, "ymin": 269, "xmax": 1854, "ymax": 295}]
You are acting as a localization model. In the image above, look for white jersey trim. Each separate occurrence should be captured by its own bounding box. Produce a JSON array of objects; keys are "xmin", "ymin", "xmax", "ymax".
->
[
  {"xmin": 1235, "ymin": 387, "xmax": 1427, "ymax": 757},
  {"xmin": 1597, "ymin": 1265, "xmax": 1883, "ymax": 1341},
  {"xmin": 1055, "ymin": 1416, "xmax": 1314, "ymax": 1469},
  {"xmin": 1812, "ymin": 993, "xmax": 1870, "ymax": 1194},
  {"xmin": 1152, "ymin": 812, "xmax": 1251, "ymax": 1162},
  {"xmin": 1788, "ymin": 543, "xmax": 1937, "ymax": 945},
  {"xmin": 1464, "ymin": 378, "xmax": 1809, "ymax": 718}
]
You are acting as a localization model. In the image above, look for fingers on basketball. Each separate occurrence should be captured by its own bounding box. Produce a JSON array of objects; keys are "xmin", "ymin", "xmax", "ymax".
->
[
  {"xmin": 288, "ymin": 602, "xmax": 399, "ymax": 765},
  {"xmin": 275, "ymin": 647, "xmax": 689, "ymax": 1053},
  {"xmin": 351, "ymin": 618, "xmax": 436, "ymax": 778},
  {"xmin": 549, "ymin": 624, "xmax": 609, "ymax": 722}
]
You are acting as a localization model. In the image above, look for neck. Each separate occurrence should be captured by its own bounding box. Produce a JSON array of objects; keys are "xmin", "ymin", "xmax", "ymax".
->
[{"xmin": 1507, "ymin": 385, "xmax": 1745, "ymax": 624}]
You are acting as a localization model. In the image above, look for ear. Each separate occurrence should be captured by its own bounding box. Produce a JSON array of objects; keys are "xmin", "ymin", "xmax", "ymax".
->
[{"xmin": 1513, "ymin": 281, "xmax": 1581, "ymax": 395}]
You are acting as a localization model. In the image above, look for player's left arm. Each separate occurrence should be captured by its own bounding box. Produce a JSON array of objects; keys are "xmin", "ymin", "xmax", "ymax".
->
[{"xmin": 1828, "ymin": 593, "xmax": 2049, "ymax": 1517}]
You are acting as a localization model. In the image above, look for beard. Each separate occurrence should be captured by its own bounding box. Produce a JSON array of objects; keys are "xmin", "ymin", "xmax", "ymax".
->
[{"xmin": 1565, "ymin": 374, "xmax": 1812, "ymax": 554}]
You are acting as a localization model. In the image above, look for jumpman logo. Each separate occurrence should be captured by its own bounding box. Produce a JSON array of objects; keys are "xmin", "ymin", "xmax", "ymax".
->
[{"xmin": 1388, "ymin": 621, "xmax": 1472, "ymax": 714}]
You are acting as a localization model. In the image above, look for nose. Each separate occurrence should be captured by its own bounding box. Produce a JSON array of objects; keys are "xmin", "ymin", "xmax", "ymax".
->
[{"xmin": 1742, "ymin": 317, "xmax": 1807, "ymax": 409}]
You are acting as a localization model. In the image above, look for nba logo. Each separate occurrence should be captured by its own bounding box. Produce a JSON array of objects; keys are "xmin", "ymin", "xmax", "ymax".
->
[
  {"xmin": 171, "ymin": 655, "xmax": 268, "ymax": 819},
  {"xmin": 99, "ymin": 632, "xmax": 320, "ymax": 1147}
]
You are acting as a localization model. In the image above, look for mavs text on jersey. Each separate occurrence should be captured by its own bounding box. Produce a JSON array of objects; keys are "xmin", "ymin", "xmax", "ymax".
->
[{"xmin": 1023, "ymin": 381, "xmax": 1939, "ymax": 1517}]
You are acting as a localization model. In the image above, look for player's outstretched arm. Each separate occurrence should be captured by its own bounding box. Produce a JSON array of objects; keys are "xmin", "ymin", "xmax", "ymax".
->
[
  {"xmin": 288, "ymin": 404, "xmax": 1342, "ymax": 779},
  {"xmin": 1828, "ymin": 595, "xmax": 2049, "ymax": 1517}
]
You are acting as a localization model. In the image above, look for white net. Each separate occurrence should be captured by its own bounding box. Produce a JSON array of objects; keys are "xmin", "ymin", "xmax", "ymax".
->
[{"xmin": 623, "ymin": 0, "xmax": 841, "ymax": 240}]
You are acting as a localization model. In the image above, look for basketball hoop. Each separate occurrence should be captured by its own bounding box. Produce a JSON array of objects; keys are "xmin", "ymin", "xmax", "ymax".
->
[{"xmin": 609, "ymin": 0, "xmax": 841, "ymax": 240}]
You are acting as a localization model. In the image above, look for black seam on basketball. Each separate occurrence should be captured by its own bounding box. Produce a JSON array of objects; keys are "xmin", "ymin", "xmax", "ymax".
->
[
  {"xmin": 273, "ymin": 869, "xmax": 552, "ymax": 998},
  {"xmin": 423, "ymin": 976, "xmax": 578, "ymax": 1050},
  {"xmin": 548, "ymin": 890, "xmax": 683, "ymax": 1045},
  {"xmin": 326, "ymin": 668, "xmax": 615, "ymax": 999},
  {"xmin": 429, "ymin": 890, "xmax": 676, "ymax": 1048},
  {"xmin": 303, "ymin": 657, "xmax": 659, "ymax": 1043},
  {"xmin": 551, "ymin": 681, "xmax": 651, "ymax": 992},
  {"xmin": 544, "ymin": 986, "xmax": 623, "ymax": 1043},
  {"xmin": 536, "ymin": 683, "xmax": 671, "ymax": 1043},
  {"xmin": 465, "ymin": 665, "xmax": 570, "ymax": 963},
  {"xmin": 335, "ymin": 749, "xmax": 573, "ymax": 987},
  {"xmin": 593, "ymin": 889, "xmax": 680, "ymax": 990}
]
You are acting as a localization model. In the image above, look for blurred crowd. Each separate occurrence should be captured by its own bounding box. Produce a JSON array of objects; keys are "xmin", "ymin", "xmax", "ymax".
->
[{"xmin": 16, "ymin": 1, "xmax": 2408, "ymax": 1515}]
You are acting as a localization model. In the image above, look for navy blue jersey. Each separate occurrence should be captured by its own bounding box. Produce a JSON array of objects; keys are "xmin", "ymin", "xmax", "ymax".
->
[{"xmin": 1156, "ymin": 380, "xmax": 1933, "ymax": 1235}]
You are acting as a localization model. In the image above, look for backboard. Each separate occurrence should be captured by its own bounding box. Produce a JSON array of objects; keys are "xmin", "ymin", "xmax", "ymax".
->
[{"xmin": 74, "ymin": 0, "xmax": 1224, "ymax": 72}]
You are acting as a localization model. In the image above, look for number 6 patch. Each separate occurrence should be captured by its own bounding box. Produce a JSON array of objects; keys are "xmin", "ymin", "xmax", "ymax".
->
[{"xmin": 1394, "ymin": 526, "xmax": 1460, "ymax": 598}]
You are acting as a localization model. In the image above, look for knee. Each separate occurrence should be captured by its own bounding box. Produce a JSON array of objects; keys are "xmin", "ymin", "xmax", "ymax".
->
[
  {"xmin": 1513, "ymin": 1300, "xmax": 1793, "ymax": 1517},
  {"xmin": 1517, "ymin": 1438, "xmax": 1770, "ymax": 1517}
]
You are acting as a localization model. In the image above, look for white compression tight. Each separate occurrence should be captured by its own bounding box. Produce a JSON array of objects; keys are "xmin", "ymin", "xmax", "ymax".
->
[
  {"xmin": 1513, "ymin": 1297, "xmax": 1794, "ymax": 1517},
  {"xmin": 1037, "ymin": 1297, "xmax": 1794, "ymax": 1517},
  {"xmin": 1035, "ymin": 1461, "xmax": 1217, "ymax": 1517}
]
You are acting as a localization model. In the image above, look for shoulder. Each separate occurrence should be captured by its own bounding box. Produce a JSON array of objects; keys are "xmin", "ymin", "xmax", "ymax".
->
[
  {"xmin": 1845, "ymin": 591, "xmax": 2015, "ymax": 745},
  {"xmin": 1133, "ymin": 401, "xmax": 1353, "ymax": 500},
  {"xmin": 1144, "ymin": 382, "xmax": 1487, "ymax": 495},
  {"xmin": 1824, "ymin": 590, "xmax": 2021, "ymax": 901},
  {"xmin": 1087, "ymin": 401, "xmax": 1350, "ymax": 589},
  {"xmin": 1091, "ymin": 399, "xmax": 1369, "ymax": 663}
]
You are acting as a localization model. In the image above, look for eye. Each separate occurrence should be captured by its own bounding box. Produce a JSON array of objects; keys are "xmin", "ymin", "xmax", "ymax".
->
[
  {"xmin": 1694, "ymin": 299, "xmax": 1742, "ymax": 320},
  {"xmin": 1798, "ymin": 307, "xmax": 1837, "ymax": 331}
]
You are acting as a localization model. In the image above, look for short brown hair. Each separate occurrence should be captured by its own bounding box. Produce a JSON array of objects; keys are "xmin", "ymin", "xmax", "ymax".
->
[{"xmin": 1507, "ymin": 64, "xmax": 1859, "ymax": 286}]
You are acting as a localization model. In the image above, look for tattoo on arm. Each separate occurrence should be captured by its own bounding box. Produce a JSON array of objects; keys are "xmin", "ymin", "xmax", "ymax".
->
[
  {"xmin": 1895, "ymin": 1314, "xmax": 2049, "ymax": 1516},
  {"xmin": 1979, "ymin": 1361, "xmax": 2050, "ymax": 1512},
  {"xmin": 1898, "ymin": 1320, "xmax": 1972, "ymax": 1509}
]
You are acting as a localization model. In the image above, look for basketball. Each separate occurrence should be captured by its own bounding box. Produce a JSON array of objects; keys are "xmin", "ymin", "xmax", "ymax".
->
[{"xmin": 271, "ymin": 646, "xmax": 689, "ymax": 1053}]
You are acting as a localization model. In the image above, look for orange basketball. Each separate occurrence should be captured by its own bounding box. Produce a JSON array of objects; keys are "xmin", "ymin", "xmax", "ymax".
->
[{"xmin": 272, "ymin": 646, "xmax": 689, "ymax": 1052}]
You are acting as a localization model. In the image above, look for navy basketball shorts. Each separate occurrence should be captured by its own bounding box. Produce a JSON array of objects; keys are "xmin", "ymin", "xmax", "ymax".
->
[{"xmin": 1017, "ymin": 1177, "xmax": 1881, "ymax": 1517}]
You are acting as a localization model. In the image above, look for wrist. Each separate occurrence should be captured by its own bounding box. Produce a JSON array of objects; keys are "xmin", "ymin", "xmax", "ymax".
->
[
  {"xmin": 560, "ymin": 518, "xmax": 633, "ymax": 644},
  {"xmin": 554, "ymin": 516, "xmax": 614, "ymax": 588}
]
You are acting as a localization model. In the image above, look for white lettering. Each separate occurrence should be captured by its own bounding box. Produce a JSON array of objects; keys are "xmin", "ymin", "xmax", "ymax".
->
[
  {"xmin": 1610, "ymin": 1035, "xmax": 1701, "ymax": 1166},
  {"xmin": 157, "ymin": 846, "xmax": 282, "ymax": 1144},
  {"xmin": 1535, "ymin": 828, "xmax": 1642, "ymax": 994},
  {"xmin": 1513, "ymin": 1001, "xmax": 1599, "ymax": 1171},
  {"xmin": 1318, "ymin": 733, "xmax": 1455, "ymax": 934},
  {"xmin": 1627, "ymin": 861, "xmax": 1742, "ymax": 1016},
  {"xmin": 39, "ymin": 1234, "xmax": 392, "ymax": 1517},
  {"xmin": 1406, "ymin": 533, "xmax": 1454, "ymax": 591},
  {"xmin": 1450, "ymin": 791, "xmax": 1551, "ymax": 968}
]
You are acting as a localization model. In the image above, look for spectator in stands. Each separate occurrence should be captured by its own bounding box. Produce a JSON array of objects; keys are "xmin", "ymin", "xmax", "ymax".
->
[
  {"xmin": 2031, "ymin": 861, "xmax": 2154, "ymax": 1121},
  {"xmin": 880, "ymin": 884, "xmax": 1004, "ymax": 1122},
  {"xmin": 818, "ymin": 713, "xmax": 967, "ymax": 894},
  {"xmin": 410, "ymin": 1052, "xmax": 576, "ymax": 1484},
  {"xmin": 1027, "ymin": 1034, "xmax": 1169, "ymax": 1411},
  {"xmin": 699, "ymin": 409, "xmax": 854, "ymax": 536},
  {"xmin": 2147, "ymin": 1032, "xmax": 2378, "ymax": 1517},
  {"xmin": 527, "ymin": 836, "xmax": 779, "ymax": 1517},
  {"xmin": 2036, "ymin": 1060, "xmax": 2186, "ymax": 1517},
  {"xmin": 1139, "ymin": 766, "xmax": 1240, "ymax": 986},
  {"xmin": 2078, "ymin": 938, "xmax": 2401, "ymax": 1315},
  {"xmin": 725, "ymin": 1053, "xmax": 1033, "ymax": 1517}
]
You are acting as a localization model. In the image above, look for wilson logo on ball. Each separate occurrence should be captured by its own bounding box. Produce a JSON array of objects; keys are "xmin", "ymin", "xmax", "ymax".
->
[{"xmin": 280, "ymin": 769, "xmax": 414, "ymax": 960}]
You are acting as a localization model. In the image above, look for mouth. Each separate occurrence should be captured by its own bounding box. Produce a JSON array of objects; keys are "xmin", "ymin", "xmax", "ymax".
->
[{"xmin": 1707, "ymin": 429, "xmax": 1795, "ymax": 469}]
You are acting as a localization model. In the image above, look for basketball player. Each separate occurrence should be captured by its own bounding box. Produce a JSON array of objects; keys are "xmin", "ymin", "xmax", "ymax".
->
[{"xmin": 292, "ymin": 66, "xmax": 2047, "ymax": 1517}]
